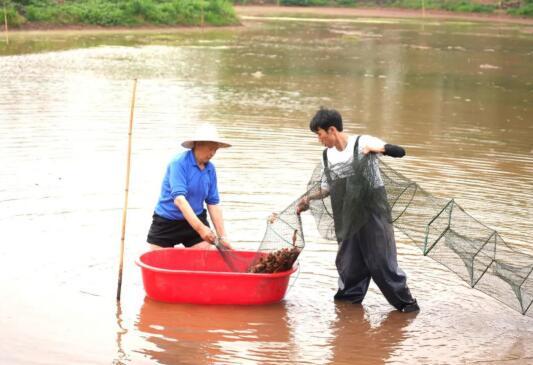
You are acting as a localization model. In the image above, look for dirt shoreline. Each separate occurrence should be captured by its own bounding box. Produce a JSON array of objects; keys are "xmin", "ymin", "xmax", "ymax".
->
[
  {"xmin": 236, "ymin": 5, "xmax": 533, "ymax": 25},
  {"xmin": 5, "ymin": 4, "xmax": 533, "ymax": 34}
]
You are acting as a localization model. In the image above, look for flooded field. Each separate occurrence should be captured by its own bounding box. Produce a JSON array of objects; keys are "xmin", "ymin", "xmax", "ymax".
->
[{"xmin": 0, "ymin": 13, "xmax": 532, "ymax": 365}]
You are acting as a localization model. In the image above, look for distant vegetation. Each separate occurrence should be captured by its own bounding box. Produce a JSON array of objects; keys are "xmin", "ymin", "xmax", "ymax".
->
[
  {"xmin": 390, "ymin": 0, "xmax": 533, "ymax": 14},
  {"xmin": 506, "ymin": 0, "xmax": 533, "ymax": 15},
  {"xmin": 233, "ymin": 0, "xmax": 533, "ymax": 16},
  {"xmin": 0, "ymin": 0, "xmax": 239, "ymax": 27},
  {"xmin": 389, "ymin": 0, "xmax": 497, "ymax": 13},
  {"xmin": 0, "ymin": 0, "xmax": 531, "ymax": 28}
]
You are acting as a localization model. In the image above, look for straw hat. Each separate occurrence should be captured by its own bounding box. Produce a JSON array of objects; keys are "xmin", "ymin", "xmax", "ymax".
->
[{"xmin": 181, "ymin": 123, "xmax": 231, "ymax": 149}]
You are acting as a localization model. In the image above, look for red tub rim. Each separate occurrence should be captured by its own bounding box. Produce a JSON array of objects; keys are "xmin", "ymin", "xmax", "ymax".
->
[{"xmin": 136, "ymin": 249, "xmax": 297, "ymax": 278}]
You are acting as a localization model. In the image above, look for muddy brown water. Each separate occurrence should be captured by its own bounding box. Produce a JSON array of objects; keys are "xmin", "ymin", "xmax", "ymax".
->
[{"xmin": 0, "ymin": 14, "xmax": 532, "ymax": 365}]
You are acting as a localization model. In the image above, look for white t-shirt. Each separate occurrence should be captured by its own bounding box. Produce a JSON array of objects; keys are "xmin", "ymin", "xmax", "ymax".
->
[{"xmin": 321, "ymin": 135, "xmax": 385, "ymax": 190}]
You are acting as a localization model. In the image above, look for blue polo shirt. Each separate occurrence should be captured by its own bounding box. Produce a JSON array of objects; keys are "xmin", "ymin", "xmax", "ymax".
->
[{"xmin": 154, "ymin": 150, "xmax": 220, "ymax": 220}]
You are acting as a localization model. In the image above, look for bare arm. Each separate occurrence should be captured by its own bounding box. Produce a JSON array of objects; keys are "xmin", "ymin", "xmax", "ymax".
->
[
  {"xmin": 296, "ymin": 187, "xmax": 330, "ymax": 214},
  {"xmin": 207, "ymin": 204, "xmax": 225, "ymax": 237},
  {"xmin": 308, "ymin": 188, "xmax": 330, "ymax": 200},
  {"xmin": 207, "ymin": 204, "xmax": 232, "ymax": 249},
  {"xmin": 362, "ymin": 136, "xmax": 405, "ymax": 157},
  {"xmin": 362, "ymin": 136, "xmax": 386, "ymax": 155},
  {"xmin": 174, "ymin": 195, "xmax": 216, "ymax": 243}
]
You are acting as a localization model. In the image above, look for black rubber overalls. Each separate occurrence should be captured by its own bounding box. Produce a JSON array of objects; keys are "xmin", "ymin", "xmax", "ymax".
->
[{"xmin": 323, "ymin": 136, "xmax": 415, "ymax": 310}]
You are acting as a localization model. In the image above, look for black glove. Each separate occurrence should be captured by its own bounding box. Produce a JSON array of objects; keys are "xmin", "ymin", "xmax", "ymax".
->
[{"xmin": 384, "ymin": 144, "xmax": 405, "ymax": 158}]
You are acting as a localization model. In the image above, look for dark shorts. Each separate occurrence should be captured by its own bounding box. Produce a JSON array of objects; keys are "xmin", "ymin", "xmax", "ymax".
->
[{"xmin": 147, "ymin": 210, "xmax": 210, "ymax": 248}]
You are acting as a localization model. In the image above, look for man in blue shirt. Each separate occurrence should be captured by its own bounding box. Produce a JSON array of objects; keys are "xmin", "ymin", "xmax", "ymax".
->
[{"xmin": 147, "ymin": 124, "xmax": 231, "ymax": 250}]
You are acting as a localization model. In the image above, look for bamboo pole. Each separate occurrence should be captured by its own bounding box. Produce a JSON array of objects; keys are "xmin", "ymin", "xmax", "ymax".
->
[
  {"xmin": 116, "ymin": 79, "xmax": 138, "ymax": 302},
  {"xmin": 3, "ymin": 0, "xmax": 8, "ymax": 45}
]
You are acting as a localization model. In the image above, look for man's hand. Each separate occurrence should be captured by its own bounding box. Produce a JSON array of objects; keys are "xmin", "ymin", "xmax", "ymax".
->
[
  {"xmin": 296, "ymin": 196, "xmax": 310, "ymax": 214},
  {"xmin": 198, "ymin": 225, "xmax": 216, "ymax": 244},
  {"xmin": 218, "ymin": 236, "xmax": 233, "ymax": 250}
]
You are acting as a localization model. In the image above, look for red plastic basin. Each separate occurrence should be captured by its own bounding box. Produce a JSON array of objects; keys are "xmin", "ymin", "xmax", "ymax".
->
[{"xmin": 136, "ymin": 248, "xmax": 296, "ymax": 305}]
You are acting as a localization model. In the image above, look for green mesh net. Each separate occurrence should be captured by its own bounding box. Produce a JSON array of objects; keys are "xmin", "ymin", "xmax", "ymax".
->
[
  {"xmin": 246, "ymin": 202, "xmax": 304, "ymax": 273},
  {"xmin": 229, "ymin": 153, "xmax": 532, "ymax": 317},
  {"xmin": 219, "ymin": 193, "xmax": 305, "ymax": 274},
  {"xmin": 305, "ymin": 154, "xmax": 391, "ymax": 243},
  {"xmin": 377, "ymin": 158, "xmax": 532, "ymax": 317}
]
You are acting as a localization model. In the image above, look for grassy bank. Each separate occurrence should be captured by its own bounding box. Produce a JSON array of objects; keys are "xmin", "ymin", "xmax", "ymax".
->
[
  {"xmin": 0, "ymin": 0, "xmax": 239, "ymax": 27},
  {"xmin": 389, "ymin": 0, "xmax": 532, "ymax": 16},
  {"xmin": 232, "ymin": 0, "xmax": 533, "ymax": 16}
]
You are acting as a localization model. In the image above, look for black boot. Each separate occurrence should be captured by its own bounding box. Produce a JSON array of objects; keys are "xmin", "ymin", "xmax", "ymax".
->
[{"xmin": 400, "ymin": 299, "xmax": 420, "ymax": 313}]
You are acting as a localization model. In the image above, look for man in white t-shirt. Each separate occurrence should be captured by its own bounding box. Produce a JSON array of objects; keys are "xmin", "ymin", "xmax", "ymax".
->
[{"xmin": 297, "ymin": 107, "xmax": 419, "ymax": 313}]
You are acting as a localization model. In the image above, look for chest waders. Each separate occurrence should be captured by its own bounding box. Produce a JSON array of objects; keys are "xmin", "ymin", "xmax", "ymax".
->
[
  {"xmin": 323, "ymin": 136, "xmax": 361, "ymax": 243},
  {"xmin": 323, "ymin": 137, "xmax": 416, "ymax": 310}
]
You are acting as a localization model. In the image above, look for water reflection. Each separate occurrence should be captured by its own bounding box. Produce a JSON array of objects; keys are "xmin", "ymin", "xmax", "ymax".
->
[
  {"xmin": 329, "ymin": 302, "xmax": 416, "ymax": 365},
  {"xmin": 135, "ymin": 298, "xmax": 291, "ymax": 365},
  {"xmin": 132, "ymin": 297, "xmax": 417, "ymax": 365},
  {"xmin": 114, "ymin": 301, "xmax": 129, "ymax": 365}
]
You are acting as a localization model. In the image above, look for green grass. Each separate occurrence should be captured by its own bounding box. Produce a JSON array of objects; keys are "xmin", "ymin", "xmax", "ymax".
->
[
  {"xmin": 0, "ymin": 4, "xmax": 26, "ymax": 26},
  {"xmin": 1, "ymin": 0, "xmax": 238, "ymax": 27},
  {"xmin": 231, "ymin": 0, "xmax": 355, "ymax": 5},
  {"xmin": 507, "ymin": 3, "xmax": 533, "ymax": 16},
  {"xmin": 440, "ymin": 1, "xmax": 496, "ymax": 13},
  {"xmin": 390, "ymin": 0, "xmax": 496, "ymax": 13}
]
